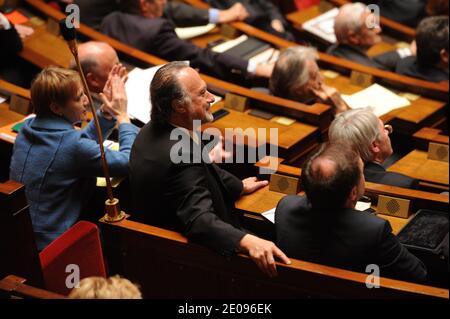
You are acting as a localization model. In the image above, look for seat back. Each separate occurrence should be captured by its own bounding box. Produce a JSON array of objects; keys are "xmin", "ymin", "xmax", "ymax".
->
[{"xmin": 39, "ymin": 221, "xmax": 106, "ymax": 295}]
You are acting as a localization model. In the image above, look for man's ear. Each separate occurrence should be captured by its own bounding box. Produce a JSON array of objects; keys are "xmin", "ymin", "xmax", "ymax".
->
[
  {"xmin": 85, "ymin": 72, "xmax": 97, "ymax": 90},
  {"xmin": 139, "ymin": 0, "xmax": 149, "ymax": 14},
  {"xmin": 370, "ymin": 139, "xmax": 380, "ymax": 155},
  {"xmin": 49, "ymin": 102, "xmax": 63, "ymax": 116},
  {"xmin": 171, "ymin": 99, "xmax": 186, "ymax": 114},
  {"xmin": 347, "ymin": 31, "xmax": 360, "ymax": 46},
  {"xmin": 440, "ymin": 48, "xmax": 448, "ymax": 65},
  {"xmin": 349, "ymin": 185, "xmax": 359, "ymax": 203}
]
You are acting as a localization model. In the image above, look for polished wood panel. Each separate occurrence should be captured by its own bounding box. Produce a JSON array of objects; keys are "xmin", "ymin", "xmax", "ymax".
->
[
  {"xmin": 101, "ymin": 217, "xmax": 448, "ymax": 298},
  {"xmin": 0, "ymin": 275, "xmax": 64, "ymax": 299},
  {"xmin": 413, "ymin": 127, "xmax": 449, "ymax": 151},
  {"xmin": 388, "ymin": 150, "xmax": 449, "ymax": 187}
]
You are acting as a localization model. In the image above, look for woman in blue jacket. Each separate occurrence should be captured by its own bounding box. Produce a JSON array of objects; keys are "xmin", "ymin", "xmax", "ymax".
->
[{"xmin": 10, "ymin": 66, "xmax": 138, "ymax": 250}]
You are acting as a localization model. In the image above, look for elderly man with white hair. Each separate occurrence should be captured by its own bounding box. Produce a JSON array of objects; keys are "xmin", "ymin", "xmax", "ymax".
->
[
  {"xmin": 327, "ymin": 2, "xmax": 414, "ymax": 71},
  {"xmin": 269, "ymin": 46, "xmax": 349, "ymax": 114},
  {"xmin": 328, "ymin": 108, "xmax": 419, "ymax": 189}
]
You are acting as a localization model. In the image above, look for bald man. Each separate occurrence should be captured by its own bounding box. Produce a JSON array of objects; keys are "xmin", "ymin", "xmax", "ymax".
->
[
  {"xmin": 275, "ymin": 142, "xmax": 427, "ymax": 283},
  {"xmin": 327, "ymin": 2, "xmax": 414, "ymax": 71},
  {"xmin": 70, "ymin": 41, "xmax": 120, "ymax": 94}
]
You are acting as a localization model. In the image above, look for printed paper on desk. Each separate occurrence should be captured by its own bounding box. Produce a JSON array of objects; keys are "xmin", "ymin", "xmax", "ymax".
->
[
  {"xmin": 302, "ymin": 8, "xmax": 338, "ymax": 44},
  {"xmin": 211, "ymin": 34, "xmax": 248, "ymax": 53},
  {"xmin": 341, "ymin": 84, "xmax": 411, "ymax": 117},
  {"xmin": 0, "ymin": 94, "xmax": 7, "ymax": 104},
  {"xmin": 248, "ymin": 48, "xmax": 279, "ymax": 66},
  {"xmin": 262, "ymin": 207, "xmax": 276, "ymax": 224},
  {"xmin": 125, "ymin": 65, "xmax": 164, "ymax": 124},
  {"xmin": 175, "ymin": 23, "xmax": 216, "ymax": 40}
]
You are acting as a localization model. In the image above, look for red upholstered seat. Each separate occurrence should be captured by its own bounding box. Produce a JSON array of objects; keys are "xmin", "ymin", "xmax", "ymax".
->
[{"xmin": 39, "ymin": 221, "xmax": 106, "ymax": 295}]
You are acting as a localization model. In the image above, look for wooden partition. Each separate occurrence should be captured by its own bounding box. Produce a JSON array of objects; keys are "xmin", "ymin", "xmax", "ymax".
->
[
  {"xmin": 0, "ymin": 181, "xmax": 43, "ymax": 288},
  {"xmin": 23, "ymin": 0, "xmax": 333, "ymax": 132},
  {"xmin": 100, "ymin": 217, "xmax": 448, "ymax": 299},
  {"xmin": 182, "ymin": 0, "xmax": 448, "ymax": 101},
  {"xmin": 0, "ymin": 275, "xmax": 64, "ymax": 299}
]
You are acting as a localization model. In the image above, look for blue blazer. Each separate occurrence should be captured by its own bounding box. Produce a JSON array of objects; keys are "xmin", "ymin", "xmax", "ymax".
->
[{"xmin": 10, "ymin": 111, "xmax": 138, "ymax": 250}]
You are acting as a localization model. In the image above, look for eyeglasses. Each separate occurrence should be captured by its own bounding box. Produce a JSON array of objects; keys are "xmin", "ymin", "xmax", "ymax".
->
[{"xmin": 384, "ymin": 124, "xmax": 393, "ymax": 135}]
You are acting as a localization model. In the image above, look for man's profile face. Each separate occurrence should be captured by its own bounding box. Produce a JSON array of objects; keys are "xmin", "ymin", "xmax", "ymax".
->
[
  {"xmin": 146, "ymin": 0, "xmax": 167, "ymax": 18},
  {"xmin": 357, "ymin": 12, "xmax": 382, "ymax": 48},
  {"xmin": 179, "ymin": 68, "xmax": 215, "ymax": 125},
  {"xmin": 374, "ymin": 118, "xmax": 393, "ymax": 162}
]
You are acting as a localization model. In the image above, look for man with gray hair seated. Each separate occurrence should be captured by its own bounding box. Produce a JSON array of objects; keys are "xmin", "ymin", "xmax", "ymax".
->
[
  {"xmin": 328, "ymin": 108, "xmax": 419, "ymax": 189},
  {"xmin": 269, "ymin": 46, "xmax": 349, "ymax": 114},
  {"xmin": 327, "ymin": 2, "xmax": 414, "ymax": 71}
]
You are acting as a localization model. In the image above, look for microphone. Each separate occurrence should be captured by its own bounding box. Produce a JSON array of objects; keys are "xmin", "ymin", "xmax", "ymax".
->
[{"xmin": 59, "ymin": 18, "xmax": 126, "ymax": 223}]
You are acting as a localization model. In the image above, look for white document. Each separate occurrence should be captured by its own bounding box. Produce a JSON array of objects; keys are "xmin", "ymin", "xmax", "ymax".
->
[
  {"xmin": 248, "ymin": 48, "xmax": 280, "ymax": 66},
  {"xmin": 175, "ymin": 23, "xmax": 216, "ymax": 40},
  {"xmin": 355, "ymin": 201, "xmax": 372, "ymax": 212},
  {"xmin": 302, "ymin": 7, "xmax": 338, "ymax": 43},
  {"xmin": 125, "ymin": 65, "xmax": 164, "ymax": 124},
  {"xmin": 211, "ymin": 34, "xmax": 248, "ymax": 53},
  {"xmin": 0, "ymin": 94, "xmax": 7, "ymax": 104},
  {"xmin": 261, "ymin": 207, "xmax": 276, "ymax": 224},
  {"xmin": 341, "ymin": 84, "xmax": 411, "ymax": 117}
]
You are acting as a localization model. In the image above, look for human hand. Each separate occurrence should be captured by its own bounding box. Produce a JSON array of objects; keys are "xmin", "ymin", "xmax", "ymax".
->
[
  {"xmin": 409, "ymin": 40, "xmax": 417, "ymax": 56},
  {"xmin": 15, "ymin": 24, "xmax": 34, "ymax": 40},
  {"xmin": 100, "ymin": 74, "xmax": 129, "ymax": 124},
  {"xmin": 271, "ymin": 19, "xmax": 285, "ymax": 33},
  {"xmin": 102, "ymin": 64, "xmax": 128, "ymax": 102},
  {"xmin": 218, "ymin": 3, "xmax": 249, "ymax": 23},
  {"xmin": 239, "ymin": 234, "xmax": 291, "ymax": 277},
  {"xmin": 208, "ymin": 135, "xmax": 232, "ymax": 163},
  {"xmin": 254, "ymin": 62, "xmax": 274, "ymax": 78},
  {"xmin": 241, "ymin": 177, "xmax": 269, "ymax": 195}
]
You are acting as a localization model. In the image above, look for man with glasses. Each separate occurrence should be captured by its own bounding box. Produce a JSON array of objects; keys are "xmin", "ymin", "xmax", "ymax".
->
[{"xmin": 328, "ymin": 108, "xmax": 420, "ymax": 189}]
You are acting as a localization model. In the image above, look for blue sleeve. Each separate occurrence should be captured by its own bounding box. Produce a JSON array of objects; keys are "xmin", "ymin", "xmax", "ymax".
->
[
  {"xmin": 75, "ymin": 122, "xmax": 139, "ymax": 177},
  {"xmin": 81, "ymin": 110, "xmax": 116, "ymax": 142}
]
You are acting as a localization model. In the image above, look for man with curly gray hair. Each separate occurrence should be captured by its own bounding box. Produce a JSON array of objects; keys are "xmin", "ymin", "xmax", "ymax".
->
[{"xmin": 328, "ymin": 108, "xmax": 419, "ymax": 189}]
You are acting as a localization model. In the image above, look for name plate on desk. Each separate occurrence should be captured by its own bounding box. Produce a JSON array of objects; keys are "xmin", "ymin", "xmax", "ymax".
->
[
  {"xmin": 47, "ymin": 18, "xmax": 60, "ymax": 36},
  {"xmin": 225, "ymin": 93, "xmax": 248, "ymax": 112},
  {"xmin": 428, "ymin": 143, "xmax": 449, "ymax": 162},
  {"xmin": 9, "ymin": 95, "xmax": 31, "ymax": 115},
  {"xmin": 220, "ymin": 24, "xmax": 239, "ymax": 39},
  {"xmin": 350, "ymin": 71, "xmax": 373, "ymax": 88},
  {"xmin": 269, "ymin": 173, "xmax": 300, "ymax": 195},
  {"xmin": 377, "ymin": 195, "xmax": 411, "ymax": 218}
]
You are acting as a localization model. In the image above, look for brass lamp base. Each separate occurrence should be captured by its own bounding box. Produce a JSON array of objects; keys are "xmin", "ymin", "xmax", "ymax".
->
[{"xmin": 101, "ymin": 198, "xmax": 128, "ymax": 223}]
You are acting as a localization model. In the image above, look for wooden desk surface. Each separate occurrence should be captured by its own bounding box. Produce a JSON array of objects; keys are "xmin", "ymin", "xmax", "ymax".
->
[
  {"xmin": 202, "ymin": 103, "xmax": 318, "ymax": 152},
  {"xmin": 322, "ymin": 73, "xmax": 446, "ymax": 131},
  {"xmin": 0, "ymin": 103, "xmax": 24, "ymax": 129},
  {"xmin": 388, "ymin": 150, "xmax": 449, "ymax": 186},
  {"xmin": 19, "ymin": 22, "xmax": 72, "ymax": 69},
  {"xmin": 235, "ymin": 185, "xmax": 411, "ymax": 235}
]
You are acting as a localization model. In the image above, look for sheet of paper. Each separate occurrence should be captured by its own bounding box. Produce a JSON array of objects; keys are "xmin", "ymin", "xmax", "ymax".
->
[
  {"xmin": 302, "ymin": 7, "xmax": 338, "ymax": 43},
  {"xmin": 212, "ymin": 34, "xmax": 248, "ymax": 53},
  {"xmin": 341, "ymin": 84, "xmax": 411, "ymax": 117},
  {"xmin": 125, "ymin": 65, "xmax": 164, "ymax": 124},
  {"xmin": 0, "ymin": 94, "xmax": 7, "ymax": 104},
  {"xmin": 355, "ymin": 201, "xmax": 372, "ymax": 211},
  {"xmin": 248, "ymin": 48, "xmax": 279, "ymax": 66},
  {"xmin": 261, "ymin": 207, "xmax": 276, "ymax": 224},
  {"xmin": 97, "ymin": 140, "xmax": 123, "ymax": 187},
  {"xmin": 175, "ymin": 23, "xmax": 216, "ymax": 40}
]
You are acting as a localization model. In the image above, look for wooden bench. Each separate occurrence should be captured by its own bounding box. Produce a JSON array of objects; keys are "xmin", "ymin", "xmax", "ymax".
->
[
  {"xmin": 0, "ymin": 275, "xmax": 64, "ymax": 299},
  {"xmin": 100, "ymin": 216, "xmax": 448, "ymax": 299}
]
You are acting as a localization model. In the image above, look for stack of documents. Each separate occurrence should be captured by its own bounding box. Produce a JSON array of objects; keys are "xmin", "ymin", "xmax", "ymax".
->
[{"xmin": 303, "ymin": 7, "xmax": 339, "ymax": 43}]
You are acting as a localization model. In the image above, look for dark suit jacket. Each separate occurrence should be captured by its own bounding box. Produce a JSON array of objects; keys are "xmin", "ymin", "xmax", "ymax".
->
[
  {"xmin": 74, "ymin": 0, "xmax": 207, "ymax": 29},
  {"xmin": 100, "ymin": 12, "xmax": 249, "ymax": 80},
  {"xmin": 129, "ymin": 122, "xmax": 246, "ymax": 257},
  {"xmin": 364, "ymin": 162, "xmax": 420, "ymax": 189},
  {"xmin": 164, "ymin": 1, "xmax": 209, "ymax": 27},
  {"xmin": 275, "ymin": 195, "xmax": 427, "ymax": 283},
  {"xmin": 208, "ymin": 0, "xmax": 294, "ymax": 40},
  {"xmin": 0, "ymin": 26, "xmax": 22, "ymax": 59},
  {"xmin": 327, "ymin": 44, "xmax": 402, "ymax": 71},
  {"xmin": 396, "ymin": 56, "xmax": 449, "ymax": 83}
]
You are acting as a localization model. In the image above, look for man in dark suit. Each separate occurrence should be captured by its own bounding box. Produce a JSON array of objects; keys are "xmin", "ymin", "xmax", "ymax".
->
[
  {"xmin": 208, "ymin": 0, "xmax": 295, "ymax": 40},
  {"xmin": 327, "ymin": 2, "xmax": 414, "ymax": 71},
  {"xmin": 100, "ymin": 0, "xmax": 272, "ymax": 82},
  {"xmin": 396, "ymin": 16, "xmax": 449, "ymax": 82},
  {"xmin": 129, "ymin": 62, "xmax": 290, "ymax": 277},
  {"xmin": 73, "ymin": 0, "xmax": 247, "ymax": 30},
  {"xmin": 329, "ymin": 108, "xmax": 419, "ymax": 189},
  {"xmin": 275, "ymin": 142, "xmax": 427, "ymax": 283}
]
